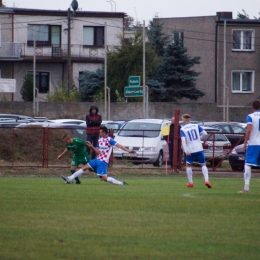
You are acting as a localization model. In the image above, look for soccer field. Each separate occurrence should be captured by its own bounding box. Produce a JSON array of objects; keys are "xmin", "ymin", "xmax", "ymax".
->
[{"xmin": 0, "ymin": 177, "xmax": 259, "ymax": 260}]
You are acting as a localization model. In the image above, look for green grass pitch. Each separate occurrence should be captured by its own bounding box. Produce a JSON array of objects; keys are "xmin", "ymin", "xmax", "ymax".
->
[{"xmin": 0, "ymin": 177, "xmax": 260, "ymax": 260}]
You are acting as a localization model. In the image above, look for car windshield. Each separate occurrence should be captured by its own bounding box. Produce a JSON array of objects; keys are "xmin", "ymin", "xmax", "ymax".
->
[
  {"xmin": 201, "ymin": 134, "xmax": 228, "ymax": 141},
  {"xmin": 119, "ymin": 122, "xmax": 161, "ymax": 137},
  {"xmin": 106, "ymin": 123, "xmax": 121, "ymax": 130}
]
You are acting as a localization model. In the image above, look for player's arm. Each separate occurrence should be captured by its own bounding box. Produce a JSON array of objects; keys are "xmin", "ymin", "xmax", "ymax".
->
[
  {"xmin": 180, "ymin": 129, "xmax": 190, "ymax": 156},
  {"xmin": 57, "ymin": 148, "xmax": 68, "ymax": 160},
  {"xmin": 243, "ymin": 124, "xmax": 252, "ymax": 151},
  {"xmin": 116, "ymin": 143, "xmax": 136, "ymax": 153},
  {"xmin": 86, "ymin": 141, "xmax": 100, "ymax": 155},
  {"xmin": 198, "ymin": 126, "xmax": 207, "ymax": 138}
]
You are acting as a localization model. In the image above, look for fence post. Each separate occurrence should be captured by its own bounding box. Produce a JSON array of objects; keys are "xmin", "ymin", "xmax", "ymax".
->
[{"xmin": 173, "ymin": 110, "xmax": 181, "ymax": 171}]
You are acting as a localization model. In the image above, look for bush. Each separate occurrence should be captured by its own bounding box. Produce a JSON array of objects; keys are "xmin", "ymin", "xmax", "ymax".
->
[{"xmin": 20, "ymin": 74, "xmax": 34, "ymax": 101}]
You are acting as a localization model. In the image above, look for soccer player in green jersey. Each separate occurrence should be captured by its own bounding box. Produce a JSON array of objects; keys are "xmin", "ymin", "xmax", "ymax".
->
[{"xmin": 57, "ymin": 133, "xmax": 90, "ymax": 184}]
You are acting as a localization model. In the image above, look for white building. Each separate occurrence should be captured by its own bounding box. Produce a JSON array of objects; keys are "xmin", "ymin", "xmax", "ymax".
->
[{"xmin": 0, "ymin": 7, "xmax": 124, "ymax": 101}]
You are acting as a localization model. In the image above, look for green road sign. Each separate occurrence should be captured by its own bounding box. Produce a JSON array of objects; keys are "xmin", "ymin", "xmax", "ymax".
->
[
  {"xmin": 124, "ymin": 86, "xmax": 143, "ymax": 97},
  {"xmin": 128, "ymin": 76, "xmax": 140, "ymax": 86}
]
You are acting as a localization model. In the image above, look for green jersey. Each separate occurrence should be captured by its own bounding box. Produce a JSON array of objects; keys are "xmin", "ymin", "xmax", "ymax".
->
[{"xmin": 66, "ymin": 138, "xmax": 89, "ymax": 159}]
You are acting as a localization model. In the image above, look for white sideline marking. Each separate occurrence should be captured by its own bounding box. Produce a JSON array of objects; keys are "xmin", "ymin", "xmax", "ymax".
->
[{"xmin": 182, "ymin": 193, "xmax": 197, "ymax": 198}]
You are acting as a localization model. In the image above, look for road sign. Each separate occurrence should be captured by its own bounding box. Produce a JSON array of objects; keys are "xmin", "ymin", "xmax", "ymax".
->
[
  {"xmin": 128, "ymin": 76, "xmax": 140, "ymax": 86},
  {"xmin": 0, "ymin": 79, "xmax": 16, "ymax": 92},
  {"xmin": 124, "ymin": 86, "xmax": 143, "ymax": 97}
]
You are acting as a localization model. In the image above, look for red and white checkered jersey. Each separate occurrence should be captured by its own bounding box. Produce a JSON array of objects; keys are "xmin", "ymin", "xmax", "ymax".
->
[{"xmin": 97, "ymin": 136, "xmax": 117, "ymax": 163}]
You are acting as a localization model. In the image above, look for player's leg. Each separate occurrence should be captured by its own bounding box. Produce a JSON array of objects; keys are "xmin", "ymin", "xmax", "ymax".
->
[
  {"xmin": 97, "ymin": 161, "xmax": 127, "ymax": 185},
  {"xmin": 197, "ymin": 151, "xmax": 212, "ymax": 188},
  {"xmin": 239, "ymin": 146, "xmax": 258, "ymax": 193},
  {"xmin": 185, "ymin": 154, "xmax": 194, "ymax": 187},
  {"xmin": 70, "ymin": 156, "xmax": 81, "ymax": 184},
  {"xmin": 61, "ymin": 160, "xmax": 93, "ymax": 183}
]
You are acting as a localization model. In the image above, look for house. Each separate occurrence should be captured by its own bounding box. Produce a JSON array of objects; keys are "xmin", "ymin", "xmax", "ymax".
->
[
  {"xmin": 154, "ymin": 12, "xmax": 260, "ymax": 109},
  {"xmin": 0, "ymin": 7, "xmax": 124, "ymax": 101}
]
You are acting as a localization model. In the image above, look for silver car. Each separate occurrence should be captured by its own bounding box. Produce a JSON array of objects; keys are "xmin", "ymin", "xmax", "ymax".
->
[{"xmin": 113, "ymin": 119, "xmax": 170, "ymax": 167}]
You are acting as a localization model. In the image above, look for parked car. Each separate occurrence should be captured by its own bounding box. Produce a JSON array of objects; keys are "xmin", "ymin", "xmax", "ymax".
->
[
  {"xmin": 106, "ymin": 121, "xmax": 128, "ymax": 133},
  {"xmin": 48, "ymin": 119, "xmax": 85, "ymax": 125},
  {"xmin": 17, "ymin": 122, "xmax": 86, "ymax": 139},
  {"xmin": 199, "ymin": 122, "xmax": 246, "ymax": 146},
  {"xmin": 200, "ymin": 129, "xmax": 231, "ymax": 166},
  {"xmin": 228, "ymin": 145, "xmax": 260, "ymax": 171},
  {"xmin": 0, "ymin": 113, "xmax": 32, "ymax": 120},
  {"xmin": 228, "ymin": 144, "xmax": 245, "ymax": 171},
  {"xmin": 113, "ymin": 119, "xmax": 170, "ymax": 166},
  {"xmin": 0, "ymin": 119, "xmax": 37, "ymax": 128}
]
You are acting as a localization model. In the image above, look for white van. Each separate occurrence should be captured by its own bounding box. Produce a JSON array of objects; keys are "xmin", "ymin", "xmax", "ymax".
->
[{"xmin": 113, "ymin": 119, "xmax": 170, "ymax": 166}]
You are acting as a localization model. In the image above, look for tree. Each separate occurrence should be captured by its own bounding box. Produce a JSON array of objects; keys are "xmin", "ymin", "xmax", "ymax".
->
[
  {"xmin": 124, "ymin": 15, "xmax": 135, "ymax": 27},
  {"xmin": 147, "ymin": 19, "xmax": 170, "ymax": 57},
  {"xmin": 107, "ymin": 33, "xmax": 158, "ymax": 101},
  {"xmin": 147, "ymin": 33, "xmax": 204, "ymax": 102},
  {"xmin": 237, "ymin": 9, "xmax": 250, "ymax": 19},
  {"xmin": 237, "ymin": 9, "xmax": 260, "ymax": 19},
  {"xmin": 20, "ymin": 74, "xmax": 33, "ymax": 101},
  {"xmin": 78, "ymin": 68, "xmax": 104, "ymax": 102}
]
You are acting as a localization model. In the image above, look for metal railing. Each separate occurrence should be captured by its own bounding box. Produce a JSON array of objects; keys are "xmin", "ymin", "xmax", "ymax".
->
[
  {"xmin": 0, "ymin": 42, "xmax": 21, "ymax": 59},
  {"xmin": 0, "ymin": 127, "xmax": 248, "ymax": 172},
  {"xmin": 20, "ymin": 43, "xmax": 106, "ymax": 59}
]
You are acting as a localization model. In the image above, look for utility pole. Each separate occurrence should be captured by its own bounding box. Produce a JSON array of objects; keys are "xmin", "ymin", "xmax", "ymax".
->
[
  {"xmin": 104, "ymin": 22, "xmax": 107, "ymax": 120},
  {"xmin": 143, "ymin": 20, "xmax": 146, "ymax": 118},
  {"xmin": 67, "ymin": 8, "xmax": 72, "ymax": 96},
  {"xmin": 223, "ymin": 19, "xmax": 226, "ymax": 122}
]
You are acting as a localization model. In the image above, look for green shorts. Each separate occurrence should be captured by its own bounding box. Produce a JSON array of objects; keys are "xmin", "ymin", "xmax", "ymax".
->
[{"xmin": 71, "ymin": 154, "xmax": 90, "ymax": 167}]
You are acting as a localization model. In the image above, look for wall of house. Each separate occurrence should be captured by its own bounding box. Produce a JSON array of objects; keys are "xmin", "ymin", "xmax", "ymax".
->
[
  {"xmin": 0, "ymin": 13, "xmax": 12, "ymax": 42},
  {"xmin": 13, "ymin": 62, "xmax": 64, "ymax": 101},
  {"xmin": 217, "ymin": 23, "xmax": 260, "ymax": 107},
  {"xmin": 158, "ymin": 16, "xmax": 218, "ymax": 104},
  {"xmin": 0, "ymin": 101, "xmax": 251, "ymax": 122}
]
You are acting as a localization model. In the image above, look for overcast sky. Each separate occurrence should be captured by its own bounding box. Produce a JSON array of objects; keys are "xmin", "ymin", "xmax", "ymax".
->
[{"xmin": 4, "ymin": 0, "xmax": 260, "ymax": 22}]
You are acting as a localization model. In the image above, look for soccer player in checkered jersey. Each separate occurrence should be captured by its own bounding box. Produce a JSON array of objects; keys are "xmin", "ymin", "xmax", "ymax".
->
[
  {"xmin": 180, "ymin": 114, "xmax": 212, "ymax": 188},
  {"xmin": 62, "ymin": 126, "xmax": 136, "ymax": 185},
  {"xmin": 239, "ymin": 100, "xmax": 260, "ymax": 193}
]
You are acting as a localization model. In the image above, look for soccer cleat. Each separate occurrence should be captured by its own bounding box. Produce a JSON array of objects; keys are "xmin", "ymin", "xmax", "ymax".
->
[
  {"xmin": 122, "ymin": 181, "xmax": 128, "ymax": 185},
  {"xmin": 205, "ymin": 181, "xmax": 212, "ymax": 188},
  {"xmin": 75, "ymin": 181, "xmax": 81, "ymax": 184},
  {"xmin": 238, "ymin": 189, "xmax": 249, "ymax": 193},
  {"xmin": 186, "ymin": 183, "xmax": 194, "ymax": 188},
  {"xmin": 61, "ymin": 175, "xmax": 72, "ymax": 184}
]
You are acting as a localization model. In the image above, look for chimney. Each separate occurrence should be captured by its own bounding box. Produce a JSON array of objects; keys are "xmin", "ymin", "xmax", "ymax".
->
[{"xmin": 217, "ymin": 12, "xmax": 233, "ymax": 20}]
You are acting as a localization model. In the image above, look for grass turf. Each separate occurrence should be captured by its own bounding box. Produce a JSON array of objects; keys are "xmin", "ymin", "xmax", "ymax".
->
[{"xmin": 0, "ymin": 177, "xmax": 260, "ymax": 260}]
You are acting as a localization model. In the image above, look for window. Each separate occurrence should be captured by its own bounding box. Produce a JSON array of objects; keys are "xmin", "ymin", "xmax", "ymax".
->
[
  {"xmin": 232, "ymin": 71, "xmax": 254, "ymax": 93},
  {"xmin": 83, "ymin": 26, "xmax": 104, "ymax": 46},
  {"xmin": 172, "ymin": 31, "xmax": 184, "ymax": 46},
  {"xmin": 232, "ymin": 30, "xmax": 254, "ymax": 51},
  {"xmin": 27, "ymin": 71, "xmax": 50, "ymax": 93},
  {"xmin": 27, "ymin": 25, "xmax": 61, "ymax": 47}
]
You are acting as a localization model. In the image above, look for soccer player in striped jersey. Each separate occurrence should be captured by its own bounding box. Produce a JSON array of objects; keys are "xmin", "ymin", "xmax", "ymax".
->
[
  {"xmin": 180, "ymin": 114, "xmax": 212, "ymax": 188},
  {"xmin": 61, "ymin": 126, "xmax": 136, "ymax": 185},
  {"xmin": 57, "ymin": 133, "xmax": 91, "ymax": 184},
  {"xmin": 239, "ymin": 100, "xmax": 260, "ymax": 193}
]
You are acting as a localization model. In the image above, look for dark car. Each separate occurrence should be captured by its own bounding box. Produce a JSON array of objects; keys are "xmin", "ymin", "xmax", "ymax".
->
[
  {"xmin": 199, "ymin": 122, "xmax": 246, "ymax": 146},
  {"xmin": 228, "ymin": 144, "xmax": 260, "ymax": 171},
  {"xmin": 106, "ymin": 121, "xmax": 128, "ymax": 133},
  {"xmin": 0, "ymin": 113, "xmax": 32, "ymax": 120}
]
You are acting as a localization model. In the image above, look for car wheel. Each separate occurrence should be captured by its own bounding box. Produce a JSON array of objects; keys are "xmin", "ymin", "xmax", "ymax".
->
[
  {"xmin": 210, "ymin": 159, "xmax": 222, "ymax": 167},
  {"xmin": 153, "ymin": 151, "xmax": 163, "ymax": 167},
  {"xmin": 231, "ymin": 165, "xmax": 244, "ymax": 171}
]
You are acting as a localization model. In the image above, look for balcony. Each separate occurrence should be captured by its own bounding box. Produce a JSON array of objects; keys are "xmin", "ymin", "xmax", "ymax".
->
[
  {"xmin": 0, "ymin": 42, "xmax": 21, "ymax": 59},
  {"xmin": 19, "ymin": 43, "xmax": 107, "ymax": 62}
]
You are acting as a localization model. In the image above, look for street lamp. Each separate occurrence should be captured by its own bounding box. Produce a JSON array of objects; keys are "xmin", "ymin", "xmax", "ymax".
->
[{"xmin": 106, "ymin": 0, "xmax": 116, "ymax": 12}]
